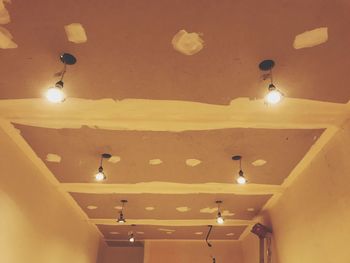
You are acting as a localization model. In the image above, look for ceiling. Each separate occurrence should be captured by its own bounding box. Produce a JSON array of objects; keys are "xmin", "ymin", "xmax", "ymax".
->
[{"xmin": 1, "ymin": 0, "xmax": 349, "ymax": 244}]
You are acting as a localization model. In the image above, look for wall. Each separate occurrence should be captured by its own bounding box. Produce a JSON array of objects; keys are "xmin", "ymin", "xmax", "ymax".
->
[
  {"xmin": 97, "ymin": 245, "xmax": 144, "ymax": 263},
  {"xmin": 144, "ymin": 240, "xmax": 243, "ymax": 263},
  {"xmin": 242, "ymin": 122, "xmax": 350, "ymax": 263},
  {"xmin": 0, "ymin": 127, "xmax": 101, "ymax": 263}
]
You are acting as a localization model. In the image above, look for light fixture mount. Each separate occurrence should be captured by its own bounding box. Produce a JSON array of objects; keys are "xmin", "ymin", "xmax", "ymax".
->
[
  {"xmin": 215, "ymin": 200, "xmax": 222, "ymax": 204},
  {"xmin": 232, "ymin": 155, "xmax": 242, "ymax": 161},
  {"xmin": 60, "ymin": 53, "xmax": 77, "ymax": 65},
  {"xmin": 121, "ymin": 199, "xmax": 128, "ymax": 204},
  {"xmin": 101, "ymin": 153, "xmax": 112, "ymax": 159},
  {"xmin": 259, "ymin": 59, "xmax": 275, "ymax": 71}
]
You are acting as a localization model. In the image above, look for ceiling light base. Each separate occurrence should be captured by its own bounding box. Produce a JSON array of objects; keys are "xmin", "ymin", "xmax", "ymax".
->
[
  {"xmin": 232, "ymin": 155, "xmax": 242, "ymax": 161},
  {"xmin": 121, "ymin": 199, "xmax": 128, "ymax": 203},
  {"xmin": 101, "ymin": 153, "xmax": 112, "ymax": 159},
  {"xmin": 259, "ymin": 60, "xmax": 275, "ymax": 71},
  {"xmin": 60, "ymin": 53, "xmax": 77, "ymax": 65},
  {"xmin": 215, "ymin": 200, "xmax": 222, "ymax": 204}
]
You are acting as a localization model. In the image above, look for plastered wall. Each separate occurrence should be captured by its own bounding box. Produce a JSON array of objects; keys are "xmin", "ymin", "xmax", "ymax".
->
[
  {"xmin": 97, "ymin": 245, "xmax": 144, "ymax": 263},
  {"xmin": 0, "ymin": 127, "xmax": 101, "ymax": 263},
  {"xmin": 144, "ymin": 240, "xmax": 244, "ymax": 263},
  {"xmin": 242, "ymin": 122, "xmax": 350, "ymax": 263}
]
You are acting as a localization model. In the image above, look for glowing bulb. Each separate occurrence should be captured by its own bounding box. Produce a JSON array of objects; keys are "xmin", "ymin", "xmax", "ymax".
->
[
  {"xmin": 129, "ymin": 236, "xmax": 135, "ymax": 243},
  {"xmin": 237, "ymin": 175, "xmax": 247, "ymax": 185},
  {"xmin": 46, "ymin": 86, "xmax": 65, "ymax": 103},
  {"xmin": 265, "ymin": 90, "xmax": 282, "ymax": 104},
  {"xmin": 217, "ymin": 215, "xmax": 224, "ymax": 224},
  {"xmin": 95, "ymin": 172, "xmax": 105, "ymax": 181},
  {"xmin": 117, "ymin": 213, "xmax": 126, "ymax": 224}
]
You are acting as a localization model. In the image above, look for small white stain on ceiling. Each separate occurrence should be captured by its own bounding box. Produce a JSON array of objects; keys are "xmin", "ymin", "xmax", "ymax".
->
[
  {"xmin": 185, "ymin": 159, "xmax": 202, "ymax": 167},
  {"xmin": 0, "ymin": 0, "xmax": 11, "ymax": 24},
  {"xmin": 87, "ymin": 205, "xmax": 98, "ymax": 210},
  {"xmin": 136, "ymin": 231, "xmax": 144, "ymax": 235},
  {"xmin": 158, "ymin": 228, "xmax": 175, "ymax": 232},
  {"xmin": 176, "ymin": 206, "xmax": 191, "ymax": 212},
  {"xmin": 145, "ymin": 206, "xmax": 155, "ymax": 211},
  {"xmin": 110, "ymin": 231, "xmax": 119, "ymax": 235},
  {"xmin": 149, "ymin": 159, "xmax": 162, "ymax": 165},
  {"xmin": 199, "ymin": 207, "xmax": 218, "ymax": 214},
  {"xmin": 226, "ymin": 233, "xmax": 235, "ymax": 236},
  {"xmin": 222, "ymin": 210, "xmax": 235, "ymax": 217},
  {"xmin": 108, "ymin": 155, "xmax": 121, "ymax": 163},
  {"xmin": 251, "ymin": 159, "xmax": 267, "ymax": 167},
  {"xmin": 293, "ymin": 27, "xmax": 328, "ymax": 49},
  {"xmin": 46, "ymin": 153, "xmax": 61, "ymax": 163},
  {"xmin": 0, "ymin": 26, "xmax": 17, "ymax": 49},
  {"xmin": 64, "ymin": 23, "xmax": 87, "ymax": 44},
  {"xmin": 114, "ymin": 206, "xmax": 122, "ymax": 210},
  {"xmin": 194, "ymin": 232, "xmax": 203, "ymax": 235},
  {"xmin": 247, "ymin": 208, "xmax": 255, "ymax": 212},
  {"xmin": 172, "ymin": 29, "xmax": 204, "ymax": 55}
]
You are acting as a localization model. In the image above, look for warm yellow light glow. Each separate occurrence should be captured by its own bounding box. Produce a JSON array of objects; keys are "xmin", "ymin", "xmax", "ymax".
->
[
  {"xmin": 129, "ymin": 236, "xmax": 135, "ymax": 243},
  {"xmin": 217, "ymin": 215, "xmax": 224, "ymax": 224},
  {"xmin": 237, "ymin": 175, "xmax": 247, "ymax": 185},
  {"xmin": 265, "ymin": 89, "xmax": 283, "ymax": 105},
  {"xmin": 95, "ymin": 172, "xmax": 105, "ymax": 181},
  {"xmin": 46, "ymin": 87, "xmax": 65, "ymax": 103}
]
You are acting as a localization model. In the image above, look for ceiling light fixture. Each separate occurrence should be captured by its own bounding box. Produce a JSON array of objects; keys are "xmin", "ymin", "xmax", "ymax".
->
[
  {"xmin": 232, "ymin": 155, "xmax": 247, "ymax": 185},
  {"xmin": 117, "ymin": 200, "xmax": 128, "ymax": 224},
  {"xmin": 259, "ymin": 59, "xmax": 283, "ymax": 105},
  {"xmin": 46, "ymin": 53, "xmax": 76, "ymax": 103},
  {"xmin": 95, "ymin": 153, "xmax": 111, "ymax": 181},
  {"xmin": 129, "ymin": 224, "xmax": 136, "ymax": 243},
  {"xmin": 215, "ymin": 200, "xmax": 224, "ymax": 224}
]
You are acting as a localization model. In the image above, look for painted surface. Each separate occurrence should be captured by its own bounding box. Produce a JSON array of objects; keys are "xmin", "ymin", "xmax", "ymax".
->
[
  {"xmin": 64, "ymin": 23, "xmax": 87, "ymax": 43},
  {"xmin": 0, "ymin": 128, "xmax": 101, "ymax": 263},
  {"xmin": 97, "ymin": 246, "xmax": 144, "ymax": 263},
  {"xmin": 172, "ymin": 30, "xmax": 204, "ymax": 55},
  {"xmin": 293, "ymin": 27, "xmax": 328, "ymax": 49},
  {"xmin": 144, "ymin": 240, "xmax": 243, "ymax": 263}
]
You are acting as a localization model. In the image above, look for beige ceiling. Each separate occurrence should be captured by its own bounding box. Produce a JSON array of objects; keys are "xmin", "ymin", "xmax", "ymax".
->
[
  {"xmin": 1, "ymin": 0, "xmax": 349, "ymax": 245},
  {"xmin": 2, "ymin": 0, "xmax": 350, "ymax": 104}
]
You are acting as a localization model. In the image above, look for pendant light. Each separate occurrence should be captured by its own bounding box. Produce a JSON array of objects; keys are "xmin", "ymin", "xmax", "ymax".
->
[
  {"xmin": 117, "ymin": 200, "xmax": 128, "ymax": 224},
  {"xmin": 128, "ymin": 224, "xmax": 136, "ymax": 243},
  {"xmin": 46, "ymin": 53, "xmax": 77, "ymax": 103},
  {"xmin": 215, "ymin": 200, "xmax": 224, "ymax": 224},
  {"xmin": 232, "ymin": 155, "xmax": 247, "ymax": 184},
  {"xmin": 95, "ymin": 153, "xmax": 111, "ymax": 181},
  {"xmin": 259, "ymin": 59, "xmax": 284, "ymax": 105}
]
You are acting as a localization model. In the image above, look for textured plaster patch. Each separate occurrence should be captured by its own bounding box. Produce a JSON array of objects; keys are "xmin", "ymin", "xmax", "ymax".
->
[
  {"xmin": 185, "ymin": 159, "xmax": 202, "ymax": 167},
  {"xmin": 226, "ymin": 233, "xmax": 235, "ymax": 236},
  {"xmin": 87, "ymin": 205, "xmax": 98, "ymax": 210},
  {"xmin": 136, "ymin": 231, "xmax": 144, "ymax": 235},
  {"xmin": 46, "ymin": 153, "xmax": 61, "ymax": 163},
  {"xmin": 145, "ymin": 206, "xmax": 155, "ymax": 211},
  {"xmin": 200, "ymin": 207, "xmax": 218, "ymax": 214},
  {"xmin": 0, "ymin": 0, "xmax": 10, "ymax": 24},
  {"xmin": 149, "ymin": 159, "xmax": 162, "ymax": 165},
  {"xmin": 172, "ymin": 30, "xmax": 204, "ymax": 55},
  {"xmin": 247, "ymin": 208, "xmax": 255, "ymax": 212},
  {"xmin": 222, "ymin": 210, "xmax": 235, "ymax": 216},
  {"xmin": 293, "ymin": 27, "xmax": 328, "ymax": 49},
  {"xmin": 110, "ymin": 231, "xmax": 119, "ymax": 235},
  {"xmin": 194, "ymin": 232, "xmax": 203, "ymax": 235},
  {"xmin": 64, "ymin": 23, "xmax": 87, "ymax": 43},
  {"xmin": 176, "ymin": 206, "xmax": 191, "ymax": 212},
  {"xmin": 108, "ymin": 155, "xmax": 121, "ymax": 163},
  {"xmin": 252, "ymin": 159, "xmax": 267, "ymax": 167},
  {"xmin": 0, "ymin": 26, "xmax": 17, "ymax": 48},
  {"xmin": 114, "ymin": 206, "xmax": 122, "ymax": 210}
]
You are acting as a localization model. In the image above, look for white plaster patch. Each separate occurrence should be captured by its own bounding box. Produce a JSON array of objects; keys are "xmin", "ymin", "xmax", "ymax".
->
[
  {"xmin": 149, "ymin": 159, "xmax": 162, "ymax": 165},
  {"xmin": 110, "ymin": 231, "xmax": 119, "ymax": 235},
  {"xmin": 166, "ymin": 232, "xmax": 173, "ymax": 234},
  {"xmin": 176, "ymin": 206, "xmax": 191, "ymax": 212},
  {"xmin": 0, "ymin": 0, "xmax": 10, "ymax": 24},
  {"xmin": 145, "ymin": 206, "xmax": 155, "ymax": 211},
  {"xmin": 251, "ymin": 159, "xmax": 267, "ymax": 167},
  {"xmin": 172, "ymin": 29, "xmax": 204, "ymax": 55},
  {"xmin": 247, "ymin": 208, "xmax": 255, "ymax": 212},
  {"xmin": 136, "ymin": 231, "xmax": 144, "ymax": 235},
  {"xmin": 46, "ymin": 153, "xmax": 61, "ymax": 163},
  {"xmin": 158, "ymin": 228, "xmax": 175, "ymax": 232},
  {"xmin": 114, "ymin": 206, "xmax": 122, "ymax": 210},
  {"xmin": 185, "ymin": 159, "xmax": 202, "ymax": 167},
  {"xmin": 0, "ymin": 26, "xmax": 17, "ymax": 49},
  {"xmin": 200, "ymin": 207, "xmax": 218, "ymax": 214},
  {"xmin": 226, "ymin": 233, "xmax": 235, "ymax": 236},
  {"xmin": 194, "ymin": 232, "xmax": 203, "ymax": 235},
  {"xmin": 64, "ymin": 23, "xmax": 87, "ymax": 44},
  {"xmin": 222, "ymin": 210, "xmax": 235, "ymax": 217},
  {"xmin": 87, "ymin": 205, "xmax": 98, "ymax": 210},
  {"xmin": 108, "ymin": 155, "xmax": 121, "ymax": 163},
  {"xmin": 293, "ymin": 27, "xmax": 328, "ymax": 49}
]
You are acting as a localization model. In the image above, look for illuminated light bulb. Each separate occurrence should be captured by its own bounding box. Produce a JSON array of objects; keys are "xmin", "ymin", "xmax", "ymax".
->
[
  {"xmin": 236, "ymin": 170, "xmax": 247, "ymax": 185},
  {"xmin": 129, "ymin": 234, "xmax": 135, "ymax": 243},
  {"xmin": 265, "ymin": 84, "xmax": 283, "ymax": 105},
  {"xmin": 46, "ymin": 81, "xmax": 65, "ymax": 103},
  {"xmin": 117, "ymin": 213, "xmax": 126, "ymax": 224},
  {"xmin": 217, "ymin": 214, "xmax": 224, "ymax": 224},
  {"xmin": 95, "ymin": 166, "xmax": 106, "ymax": 181}
]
